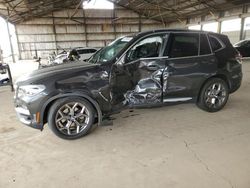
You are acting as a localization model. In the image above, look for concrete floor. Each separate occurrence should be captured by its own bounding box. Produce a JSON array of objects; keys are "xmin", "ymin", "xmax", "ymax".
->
[{"xmin": 0, "ymin": 61, "xmax": 250, "ymax": 188}]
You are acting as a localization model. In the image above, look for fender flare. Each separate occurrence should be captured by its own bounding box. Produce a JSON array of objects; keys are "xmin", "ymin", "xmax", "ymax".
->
[{"xmin": 40, "ymin": 92, "xmax": 103, "ymax": 128}]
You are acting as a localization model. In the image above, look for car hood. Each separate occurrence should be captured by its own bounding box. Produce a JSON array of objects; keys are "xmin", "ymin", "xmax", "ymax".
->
[{"xmin": 16, "ymin": 61, "xmax": 98, "ymax": 85}]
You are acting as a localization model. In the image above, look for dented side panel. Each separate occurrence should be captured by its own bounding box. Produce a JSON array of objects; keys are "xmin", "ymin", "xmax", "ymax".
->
[{"xmin": 110, "ymin": 58, "xmax": 166, "ymax": 107}]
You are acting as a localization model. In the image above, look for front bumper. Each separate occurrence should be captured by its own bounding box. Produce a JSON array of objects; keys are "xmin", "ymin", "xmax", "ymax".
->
[
  {"xmin": 15, "ymin": 106, "xmax": 43, "ymax": 130},
  {"xmin": 14, "ymin": 86, "xmax": 46, "ymax": 130}
]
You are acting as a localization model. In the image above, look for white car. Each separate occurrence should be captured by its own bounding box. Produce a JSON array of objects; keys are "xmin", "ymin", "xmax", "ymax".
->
[
  {"xmin": 54, "ymin": 47, "xmax": 98, "ymax": 64},
  {"xmin": 76, "ymin": 47, "xmax": 98, "ymax": 61}
]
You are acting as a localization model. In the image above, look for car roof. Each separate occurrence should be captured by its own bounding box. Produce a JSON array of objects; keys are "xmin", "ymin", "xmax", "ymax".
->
[
  {"xmin": 74, "ymin": 47, "xmax": 98, "ymax": 50},
  {"xmin": 237, "ymin": 39, "xmax": 250, "ymax": 42},
  {"xmin": 136, "ymin": 29, "xmax": 226, "ymax": 37}
]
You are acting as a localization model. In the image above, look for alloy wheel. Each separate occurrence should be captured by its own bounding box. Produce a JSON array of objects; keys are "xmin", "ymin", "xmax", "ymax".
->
[
  {"xmin": 204, "ymin": 82, "xmax": 227, "ymax": 109},
  {"xmin": 55, "ymin": 102, "xmax": 90, "ymax": 136}
]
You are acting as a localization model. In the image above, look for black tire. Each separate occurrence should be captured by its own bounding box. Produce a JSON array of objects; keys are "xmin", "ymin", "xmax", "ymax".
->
[
  {"xmin": 48, "ymin": 97, "xmax": 95, "ymax": 139},
  {"xmin": 197, "ymin": 78, "xmax": 229, "ymax": 112}
]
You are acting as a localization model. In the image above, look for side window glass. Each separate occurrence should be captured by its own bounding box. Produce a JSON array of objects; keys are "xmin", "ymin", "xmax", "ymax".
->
[
  {"xmin": 77, "ymin": 49, "xmax": 87, "ymax": 54},
  {"xmin": 200, "ymin": 34, "xmax": 211, "ymax": 55},
  {"xmin": 89, "ymin": 49, "xmax": 97, "ymax": 53},
  {"xmin": 168, "ymin": 33, "xmax": 199, "ymax": 58},
  {"xmin": 208, "ymin": 36, "xmax": 223, "ymax": 52},
  {"xmin": 126, "ymin": 36, "xmax": 163, "ymax": 62}
]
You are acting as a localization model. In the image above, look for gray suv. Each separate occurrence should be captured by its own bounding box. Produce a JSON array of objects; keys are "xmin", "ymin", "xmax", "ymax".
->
[{"xmin": 14, "ymin": 29, "xmax": 242, "ymax": 139}]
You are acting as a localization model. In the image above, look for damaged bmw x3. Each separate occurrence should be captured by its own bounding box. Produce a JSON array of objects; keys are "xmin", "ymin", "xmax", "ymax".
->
[{"xmin": 14, "ymin": 29, "xmax": 242, "ymax": 139}]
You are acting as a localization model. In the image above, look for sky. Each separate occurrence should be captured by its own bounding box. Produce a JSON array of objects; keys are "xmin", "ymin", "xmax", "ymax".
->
[
  {"xmin": 0, "ymin": 17, "xmax": 18, "ymax": 61},
  {"xmin": 221, "ymin": 18, "xmax": 241, "ymax": 32},
  {"xmin": 83, "ymin": 0, "xmax": 114, "ymax": 9},
  {"xmin": 203, "ymin": 22, "xmax": 218, "ymax": 33},
  {"xmin": 189, "ymin": 18, "xmax": 250, "ymax": 32},
  {"xmin": 0, "ymin": 17, "xmax": 11, "ymax": 57}
]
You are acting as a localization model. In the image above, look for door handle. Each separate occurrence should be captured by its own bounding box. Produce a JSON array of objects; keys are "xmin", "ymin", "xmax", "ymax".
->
[{"xmin": 147, "ymin": 64, "xmax": 159, "ymax": 71}]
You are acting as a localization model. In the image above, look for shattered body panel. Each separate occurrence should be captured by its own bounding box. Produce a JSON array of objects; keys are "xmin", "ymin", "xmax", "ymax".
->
[{"xmin": 121, "ymin": 60, "xmax": 164, "ymax": 106}]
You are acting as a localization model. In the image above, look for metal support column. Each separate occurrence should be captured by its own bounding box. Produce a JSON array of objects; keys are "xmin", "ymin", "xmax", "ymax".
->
[
  {"xmin": 217, "ymin": 11, "xmax": 224, "ymax": 34},
  {"xmin": 52, "ymin": 12, "xmax": 58, "ymax": 53},
  {"xmin": 240, "ymin": 17, "xmax": 246, "ymax": 40},
  {"xmin": 113, "ymin": 5, "xmax": 117, "ymax": 39},
  {"xmin": 6, "ymin": 8, "xmax": 16, "ymax": 63},
  {"xmin": 217, "ymin": 21, "xmax": 222, "ymax": 34},
  {"xmin": 83, "ymin": 9, "xmax": 88, "ymax": 47},
  {"xmin": 14, "ymin": 25, "xmax": 21, "ymax": 60},
  {"xmin": 240, "ymin": 5, "xmax": 248, "ymax": 40},
  {"xmin": 200, "ymin": 24, "xmax": 203, "ymax": 31},
  {"xmin": 139, "ymin": 14, "xmax": 142, "ymax": 32}
]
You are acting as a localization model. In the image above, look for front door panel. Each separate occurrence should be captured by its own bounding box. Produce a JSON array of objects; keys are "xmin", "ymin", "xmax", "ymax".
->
[
  {"xmin": 110, "ymin": 33, "xmax": 168, "ymax": 108},
  {"xmin": 110, "ymin": 57, "xmax": 165, "ymax": 107}
]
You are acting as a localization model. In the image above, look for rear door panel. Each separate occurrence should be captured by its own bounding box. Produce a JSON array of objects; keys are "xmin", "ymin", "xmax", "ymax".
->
[
  {"xmin": 162, "ymin": 32, "xmax": 218, "ymax": 101},
  {"xmin": 163, "ymin": 55, "xmax": 217, "ymax": 99}
]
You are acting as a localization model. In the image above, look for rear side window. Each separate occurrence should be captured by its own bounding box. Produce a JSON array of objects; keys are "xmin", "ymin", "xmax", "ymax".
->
[
  {"xmin": 168, "ymin": 33, "xmax": 199, "ymax": 58},
  {"xmin": 77, "ymin": 49, "xmax": 97, "ymax": 54},
  {"xmin": 200, "ymin": 34, "xmax": 211, "ymax": 55},
  {"xmin": 77, "ymin": 49, "xmax": 88, "ymax": 54},
  {"xmin": 209, "ymin": 36, "xmax": 223, "ymax": 52},
  {"xmin": 89, "ymin": 49, "xmax": 97, "ymax": 53}
]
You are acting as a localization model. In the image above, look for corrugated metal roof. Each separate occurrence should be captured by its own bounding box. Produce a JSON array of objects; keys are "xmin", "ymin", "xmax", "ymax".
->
[{"xmin": 0, "ymin": 0, "xmax": 249, "ymax": 23}]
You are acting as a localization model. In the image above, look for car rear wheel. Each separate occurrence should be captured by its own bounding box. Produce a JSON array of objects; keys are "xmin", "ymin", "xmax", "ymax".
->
[
  {"xmin": 197, "ymin": 78, "xmax": 229, "ymax": 112},
  {"xmin": 48, "ymin": 97, "xmax": 95, "ymax": 139}
]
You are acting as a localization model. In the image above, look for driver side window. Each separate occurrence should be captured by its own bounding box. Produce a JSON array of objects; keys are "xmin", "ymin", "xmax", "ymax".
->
[{"xmin": 126, "ymin": 36, "xmax": 163, "ymax": 62}]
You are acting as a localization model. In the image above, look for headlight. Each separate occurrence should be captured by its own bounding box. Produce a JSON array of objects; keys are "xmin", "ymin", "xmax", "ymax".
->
[{"xmin": 17, "ymin": 85, "xmax": 46, "ymax": 98}]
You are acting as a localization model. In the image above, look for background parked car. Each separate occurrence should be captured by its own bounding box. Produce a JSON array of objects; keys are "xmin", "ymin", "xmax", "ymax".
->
[
  {"xmin": 54, "ymin": 47, "xmax": 98, "ymax": 64},
  {"xmin": 234, "ymin": 39, "xmax": 250, "ymax": 57}
]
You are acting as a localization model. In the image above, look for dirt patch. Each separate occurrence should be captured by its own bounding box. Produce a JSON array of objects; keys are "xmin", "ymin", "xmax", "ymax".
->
[{"xmin": 0, "ymin": 127, "xmax": 16, "ymax": 133}]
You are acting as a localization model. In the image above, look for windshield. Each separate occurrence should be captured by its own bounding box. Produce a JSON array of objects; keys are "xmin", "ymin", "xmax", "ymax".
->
[{"xmin": 88, "ymin": 36, "xmax": 133, "ymax": 64}]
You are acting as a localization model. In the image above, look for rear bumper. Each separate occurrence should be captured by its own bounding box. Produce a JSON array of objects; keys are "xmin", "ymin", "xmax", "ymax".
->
[{"xmin": 229, "ymin": 70, "xmax": 242, "ymax": 93}]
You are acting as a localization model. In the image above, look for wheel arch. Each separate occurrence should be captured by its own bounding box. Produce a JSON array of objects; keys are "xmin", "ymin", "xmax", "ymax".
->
[{"xmin": 40, "ymin": 92, "xmax": 103, "ymax": 128}]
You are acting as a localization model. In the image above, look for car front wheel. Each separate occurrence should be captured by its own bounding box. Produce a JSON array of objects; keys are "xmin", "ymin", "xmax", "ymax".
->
[
  {"xmin": 48, "ymin": 97, "xmax": 95, "ymax": 139},
  {"xmin": 197, "ymin": 78, "xmax": 229, "ymax": 112}
]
